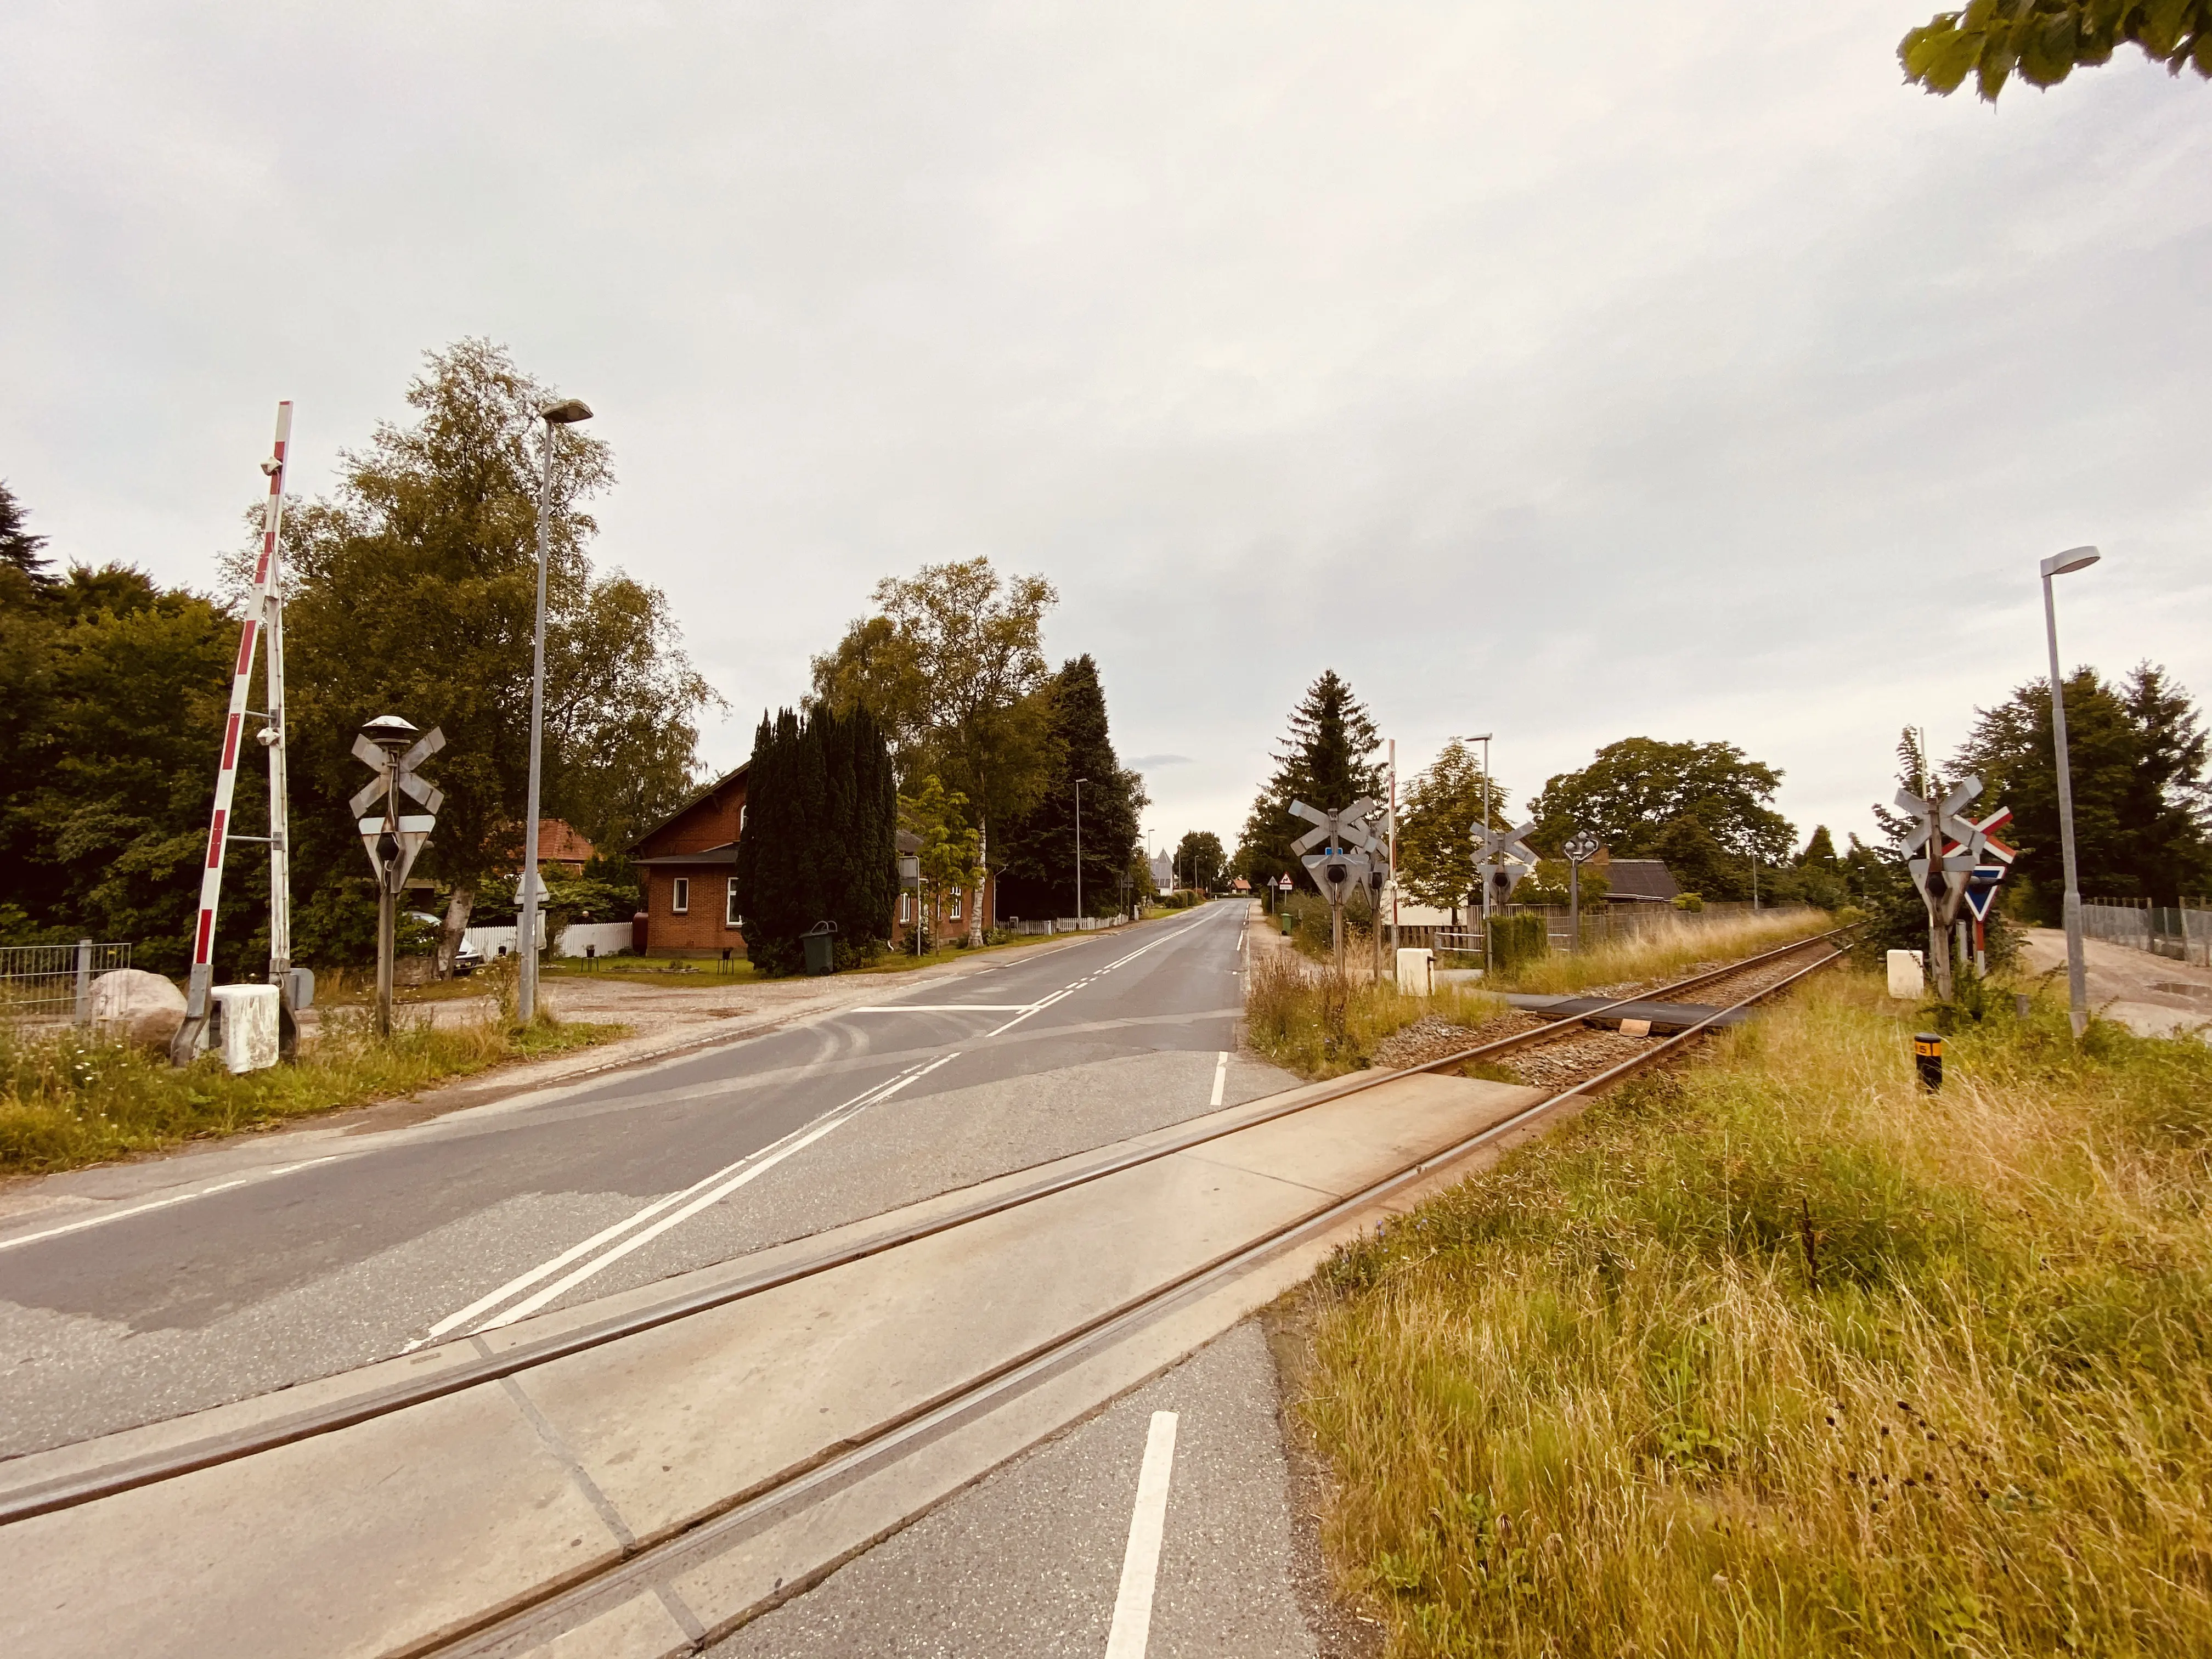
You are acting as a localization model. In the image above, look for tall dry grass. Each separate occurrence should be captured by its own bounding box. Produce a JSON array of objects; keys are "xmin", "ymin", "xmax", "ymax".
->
[
  {"xmin": 1245, "ymin": 951, "xmax": 1502, "ymax": 1079},
  {"xmin": 1496, "ymin": 906, "xmax": 1835, "ymax": 995},
  {"xmin": 1299, "ymin": 973, "xmax": 2212, "ymax": 1655},
  {"xmin": 0, "ymin": 1006, "xmax": 623, "ymax": 1175}
]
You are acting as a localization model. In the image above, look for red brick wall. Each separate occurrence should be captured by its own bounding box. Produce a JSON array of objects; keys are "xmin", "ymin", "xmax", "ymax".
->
[
  {"xmin": 645, "ymin": 866, "xmax": 743, "ymax": 957},
  {"xmin": 637, "ymin": 771, "xmax": 748, "ymax": 957}
]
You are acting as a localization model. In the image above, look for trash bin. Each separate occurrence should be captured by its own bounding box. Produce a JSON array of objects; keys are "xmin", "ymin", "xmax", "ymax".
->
[{"xmin": 802, "ymin": 920, "xmax": 839, "ymax": 976}]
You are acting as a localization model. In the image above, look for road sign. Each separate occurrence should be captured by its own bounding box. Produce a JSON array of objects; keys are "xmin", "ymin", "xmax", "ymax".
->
[
  {"xmin": 1300, "ymin": 848, "xmax": 1371, "ymax": 894},
  {"xmin": 1962, "ymin": 864, "xmax": 2008, "ymax": 922},
  {"xmin": 354, "ymin": 725, "xmax": 444, "ymax": 888},
  {"xmin": 1289, "ymin": 798, "xmax": 1381, "ymax": 857},
  {"xmin": 1474, "ymin": 819, "xmax": 1539, "ymax": 911}
]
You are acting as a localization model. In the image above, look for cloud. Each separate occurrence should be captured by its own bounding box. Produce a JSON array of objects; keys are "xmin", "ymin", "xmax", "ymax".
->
[
  {"xmin": 1129, "ymin": 755, "xmax": 1193, "ymax": 770},
  {"xmin": 2, "ymin": 2, "xmax": 2204, "ymax": 856}
]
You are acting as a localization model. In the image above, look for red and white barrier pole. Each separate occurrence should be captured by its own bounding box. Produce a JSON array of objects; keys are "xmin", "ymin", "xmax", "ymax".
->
[{"xmin": 171, "ymin": 404, "xmax": 291, "ymax": 1064}]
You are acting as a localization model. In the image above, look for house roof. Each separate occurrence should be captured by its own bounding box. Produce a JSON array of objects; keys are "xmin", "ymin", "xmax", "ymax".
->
[
  {"xmin": 628, "ymin": 759, "xmax": 751, "ymax": 855},
  {"xmin": 896, "ymin": 830, "xmax": 922, "ymax": 854},
  {"xmin": 634, "ymin": 842, "xmax": 738, "ymax": 867},
  {"xmin": 535, "ymin": 819, "xmax": 595, "ymax": 865},
  {"xmin": 1604, "ymin": 859, "xmax": 1680, "ymax": 902}
]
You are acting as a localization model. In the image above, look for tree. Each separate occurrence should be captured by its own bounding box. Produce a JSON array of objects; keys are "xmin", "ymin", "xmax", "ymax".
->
[
  {"xmin": 730, "ymin": 704, "xmax": 898, "ymax": 974},
  {"xmin": 1175, "ymin": 831, "xmax": 1227, "ymax": 891},
  {"xmin": 1954, "ymin": 663, "xmax": 2211, "ymax": 915},
  {"xmin": 0, "ymin": 565, "xmax": 249, "ymax": 968},
  {"xmin": 1902, "ymin": 1, "xmax": 2211, "ymax": 101},
  {"xmin": 1394, "ymin": 738, "xmax": 1510, "ymax": 919},
  {"xmin": 279, "ymin": 339, "xmax": 713, "ymax": 972},
  {"xmin": 0, "ymin": 481, "xmax": 53, "ymax": 585},
  {"xmin": 995, "ymin": 654, "xmax": 1146, "ymax": 919},
  {"xmin": 813, "ymin": 557, "xmax": 1057, "ymax": 944},
  {"xmin": 1526, "ymin": 737, "xmax": 1793, "ymax": 900},
  {"xmin": 1235, "ymin": 670, "xmax": 1384, "ymax": 891},
  {"xmin": 898, "ymin": 774, "xmax": 984, "ymax": 949}
]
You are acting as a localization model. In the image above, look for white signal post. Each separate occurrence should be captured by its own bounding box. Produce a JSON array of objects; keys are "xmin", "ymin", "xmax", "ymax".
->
[{"xmin": 172, "ymin": 404, "xmax": 297, "ymax": 1066}]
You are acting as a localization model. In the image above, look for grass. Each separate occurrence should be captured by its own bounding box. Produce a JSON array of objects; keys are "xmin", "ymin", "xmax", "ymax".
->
[
  {"xmin": 0, "ymin": 1010, "xmax": 624, "ymax": 1177},
  {"xmin": 1295, "ymin": 970, "xmax": 2212, "ymax": 1656},
  {"xmin": 1246, "ymin": 951, "xmax": 1504, "ymax": 1079},
  {"xmin": 1491, "ymin": 906, "xmax": 1835, "ymax": 996}
]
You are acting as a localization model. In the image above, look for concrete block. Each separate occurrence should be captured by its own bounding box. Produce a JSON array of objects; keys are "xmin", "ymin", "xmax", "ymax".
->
[
  {"xmin": 1886, "ymin": 949, "xmax": 1925, "ymax": 1000},
  {"xmin": 209, "ymin": 984, "xmax": 279, "ymax": 1073},
  {"xmin": 1395, "ymin": 947, "xmax": 1433, "ymax": 995}
]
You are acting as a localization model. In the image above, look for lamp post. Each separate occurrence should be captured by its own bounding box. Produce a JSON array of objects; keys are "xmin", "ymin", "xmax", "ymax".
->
[
  {"xmin": 2040, "ymin": 544, "xmax": 2100, "ymax": 1039},
  {"xmin": 1074, "ymin": 778, "xmax": 1088, "ymax": 921},
  {"xmin": 517, "ymin": 397, "xmax": 593, "ymax": 1025}
]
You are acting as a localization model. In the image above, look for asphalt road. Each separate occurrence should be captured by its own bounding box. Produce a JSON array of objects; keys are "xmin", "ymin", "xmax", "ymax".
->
[
  {"xmin": 0, "ymin": 902, "xmax": 1289, "ymax": 1457},
  {"xmin": 710, "ymin": 1320, "xmax": 1318, "ymax": 1659}
]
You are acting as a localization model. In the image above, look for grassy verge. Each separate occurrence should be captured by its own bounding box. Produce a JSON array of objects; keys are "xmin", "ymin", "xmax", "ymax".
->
[
  {"xmin": 1246, "ymin": 952, "xmax": 1504, "ymax": 1079},
  {"xmin": 1489, "ymin": 906, "xmax": 1835, "ymax": 995},
  {"xmin": 1296, "ymin": 971, "xmax": 2212, "ymax": 1655},
  {"xmin": 0, "ymin": 1013, "xmax": 624, "ymax": 1177}
]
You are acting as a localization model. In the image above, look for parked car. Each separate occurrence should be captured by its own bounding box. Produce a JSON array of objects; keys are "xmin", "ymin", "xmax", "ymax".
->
[{"xmin": 406, "ymin": 913, "xmax": 483, "ymax": 975}]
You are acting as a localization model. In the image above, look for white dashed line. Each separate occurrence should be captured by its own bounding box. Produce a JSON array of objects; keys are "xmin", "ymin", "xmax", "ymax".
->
[{"xmin": 1104, "ymin": 1410, "xmax": 1180, "ymax": 1659}]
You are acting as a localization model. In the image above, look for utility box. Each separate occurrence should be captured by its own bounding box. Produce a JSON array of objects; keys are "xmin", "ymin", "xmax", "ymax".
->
[
  {"xmin": 802, "ymin": 920, "xmax": 839, "ymax": 977},
  {"xmin": 1395, "ymin": 947, "xmax": 1434, "ymax": 996},
  {"xmin": 1885, "ymin": 949, "xmax": 1925, "ymax": 1000},
  {"xmin": 208, "ymin": 984, "xmax": 280, "ymax": 1074}
]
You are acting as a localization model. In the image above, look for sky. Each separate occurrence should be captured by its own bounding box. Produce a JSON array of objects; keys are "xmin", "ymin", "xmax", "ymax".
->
[{"xmin": 3, "ymin": 2, "xmax": 2206, "ymax": 860}]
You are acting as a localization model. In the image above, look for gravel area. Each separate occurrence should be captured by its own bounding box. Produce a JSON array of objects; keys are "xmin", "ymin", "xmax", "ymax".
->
[{"xmin": 1368, "ymin": 1012, "xmax": 1543, "ymax": 1071}]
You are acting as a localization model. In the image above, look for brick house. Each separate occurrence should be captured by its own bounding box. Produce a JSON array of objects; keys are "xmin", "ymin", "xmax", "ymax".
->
[
  {"xmin": 632, "ymin": 763, "xmax": 1000, "ymax": 959},
  {"xmin": 630, "ymin": 763, "xmax": 749, "ymax": 957}
]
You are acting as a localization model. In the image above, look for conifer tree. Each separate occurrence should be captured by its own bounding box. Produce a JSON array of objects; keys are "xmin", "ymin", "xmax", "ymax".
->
[
  {"xmin": 731, "ymin": 704, "xmax": 897, "ymax": 973},
  {"xmin": 996, "ymin": 654, "xmax": 1144, "ymax": 918},
  {"xmin": 1235, "ymin": 670, "xmax": 1384, "ymax": 890}
]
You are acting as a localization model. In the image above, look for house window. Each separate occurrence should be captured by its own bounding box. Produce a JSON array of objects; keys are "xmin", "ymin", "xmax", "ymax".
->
[
  {"xmin": 899, "ymin": 892, "xmax": 913, "ymax": 923},
  {"xmin": 949, "ymin": 890, "xmax": 962, "ymax": 921},
  {"xmin": 739, "ymin": 804, "xmax": 747, "ymax": 831},
  {"xmin": 672, "ymin": 877, "xmax": 690, "ymax": 915},
  {"xmin": 726, "ymin": 877, "xmax": 741, "ymax": 928}
]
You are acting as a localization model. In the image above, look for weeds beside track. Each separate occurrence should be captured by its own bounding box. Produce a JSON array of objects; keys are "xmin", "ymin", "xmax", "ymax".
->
[{"xmin": 1297, "ymin": 971, "xmax": 2212, "ymax": 1657}]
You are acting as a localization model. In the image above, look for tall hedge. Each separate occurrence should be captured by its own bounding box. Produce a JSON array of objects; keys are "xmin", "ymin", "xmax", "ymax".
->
[{"xmin": 731, "ymin": 704, "xmax": 897, "ymax": 974}]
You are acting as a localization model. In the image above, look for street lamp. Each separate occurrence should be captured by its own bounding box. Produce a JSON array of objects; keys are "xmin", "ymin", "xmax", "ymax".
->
[
  {"xmin": 518, "ymin": 397, "xmax": 594, "ymax": 1024},
  {"xmin": 1074, "ymin": 778, "xmax": 1088, "ymax": 920},
  {"xmin": 2040, "ymin": 544, "xmax": 2100, "ymax": 1038}
]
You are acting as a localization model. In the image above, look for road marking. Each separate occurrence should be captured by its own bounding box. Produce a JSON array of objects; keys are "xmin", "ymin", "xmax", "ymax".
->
[
  {"xmin": 1209, "ymin": 1052, "xmax": 1227, "ymax": 1108},
  {"xmin": 0, "ymin": 1155, "xmax": 345, "ymax": 1255},
  {"xmin": 848, "ymin": 1004, "xmax": 1033, "ymax": 1013},
  {"xmin": 1104, "ymin": 1410, "xmax": 1180, "ymax": 1659},
  {"xmin": 476, "ymin": 1053, "xmax": 962, "ymax": 1331}
]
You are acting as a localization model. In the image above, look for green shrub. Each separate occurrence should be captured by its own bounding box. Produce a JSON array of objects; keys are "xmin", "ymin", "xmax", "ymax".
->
[{"xmin": 1486, "ymin": 912, "xmax": 1547, "ymax": 972}]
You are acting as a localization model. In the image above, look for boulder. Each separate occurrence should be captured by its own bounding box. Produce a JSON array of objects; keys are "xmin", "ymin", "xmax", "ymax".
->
[{"xmin": 87, "ymin": 968, "xmax": 188, "ymax": 1051}]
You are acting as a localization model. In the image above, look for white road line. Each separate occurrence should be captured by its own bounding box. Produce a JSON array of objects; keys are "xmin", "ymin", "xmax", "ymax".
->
[
  {"xmin": 1104, "ymin": 1410, "xmax": 1180, "ymax": 1659},
  {"xmin": 1209, "ymin": 1051, "xmax": 1228, "ymax": 1108},
  {"xmin": 478, "ymin": 1053, "xmax": 962, "ymax": 1331},
  {"xmin": 420, "ymin": 1059, "xmax": 935, "ymax": 1342},
  {"xmin": 0, "ymin": 1155, "xmax": 345, "ymax": 1255},
  {"xmin": 848, "ymin": 1004, "xmax": 1034, "ymax": 1013}
]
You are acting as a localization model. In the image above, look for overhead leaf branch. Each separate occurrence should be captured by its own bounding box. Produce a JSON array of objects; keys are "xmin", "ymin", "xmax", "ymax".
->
[{"xmin": 1901, "ymin": 0, "xmax": 2212, "ymax": 100}]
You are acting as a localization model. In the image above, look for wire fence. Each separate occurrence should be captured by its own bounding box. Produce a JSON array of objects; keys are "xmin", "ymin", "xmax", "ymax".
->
[
  {"xmin": 0, "ymin": 941, "xmax": 134, "ymax": 1024},
  {"xmin": 2082, "ymin": 900, "xmax": 2212, "ymax": 968}
]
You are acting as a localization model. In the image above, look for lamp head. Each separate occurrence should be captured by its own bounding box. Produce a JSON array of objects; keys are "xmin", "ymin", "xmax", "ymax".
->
[
  {"xmin": 2041, "ymin": 545, "xmax": 2100, "ymax": 579},
  {"xmin": 360, "ymin": 713, "xmax": 419, "ymax": 753},
  {"xmin": 540, "ymin": 399, "xmax": 594, "ymax": 425}
]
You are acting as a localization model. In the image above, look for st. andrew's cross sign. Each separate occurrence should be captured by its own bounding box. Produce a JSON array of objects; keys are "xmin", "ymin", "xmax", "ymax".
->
[{"xmin": 353, "ymin": 721, "xmax": 445, "ymax": 888}]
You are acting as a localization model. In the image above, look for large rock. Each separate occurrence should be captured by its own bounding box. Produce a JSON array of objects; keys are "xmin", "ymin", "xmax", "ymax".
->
[{"xmin": 88, "ymin": 969, "xmax": 188, "ymax": 1051}]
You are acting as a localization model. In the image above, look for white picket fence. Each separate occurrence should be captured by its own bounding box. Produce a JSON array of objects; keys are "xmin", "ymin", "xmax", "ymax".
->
[{"xmin": 462, "ymin": 920, "xmax": 635, "ymax": 961}]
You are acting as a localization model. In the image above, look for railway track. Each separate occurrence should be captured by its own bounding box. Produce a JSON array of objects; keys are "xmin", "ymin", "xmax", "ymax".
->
[{"xmin": 0, "ymin": 925, "xmax": 1852, "ymax": 1657}]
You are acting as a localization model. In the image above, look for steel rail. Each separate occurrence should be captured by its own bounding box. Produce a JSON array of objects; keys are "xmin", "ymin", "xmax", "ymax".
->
[
  {"xmin": 436, "ymin": 933, "xmax": 1852, "ymax": 1656},
  {"xmin": 0, "ymin": 924, "xmax": 1847, "ymax": 1529}
]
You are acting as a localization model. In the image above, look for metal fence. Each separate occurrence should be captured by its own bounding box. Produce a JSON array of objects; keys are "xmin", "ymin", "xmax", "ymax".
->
[
  {"xmin": 2083, "ymin": 900, "xmax": 2211, "ymax": 968},
  {"xmin": 0, "ymin": 941, "xmax": 134, "ymax": 1024}
]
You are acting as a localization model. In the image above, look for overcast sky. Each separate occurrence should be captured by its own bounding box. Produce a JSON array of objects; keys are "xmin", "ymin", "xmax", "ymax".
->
[{"xmin": 4, "ymin": 3, "xmax": 2205, "ymax": 857}]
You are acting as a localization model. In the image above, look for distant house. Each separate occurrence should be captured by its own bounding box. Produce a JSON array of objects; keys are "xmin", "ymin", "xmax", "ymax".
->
[
  {"xmin": 891, "ymin": 828, "xmax": 1002, "ymax": 943},
  {"xmin": 1149, "ymin": 851, "xmax": 1175, "ymax": 892},
  {"xmin": 629, "ymin": 763, "xmax": 748, "ymax": 957},
  {"xmin": 532, "ymin": 819, "xmax": 595, "ymax": 876},
  {"xmin": 1602, "ymin": 857, "xmax": 1680, "ymax": 904}
]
